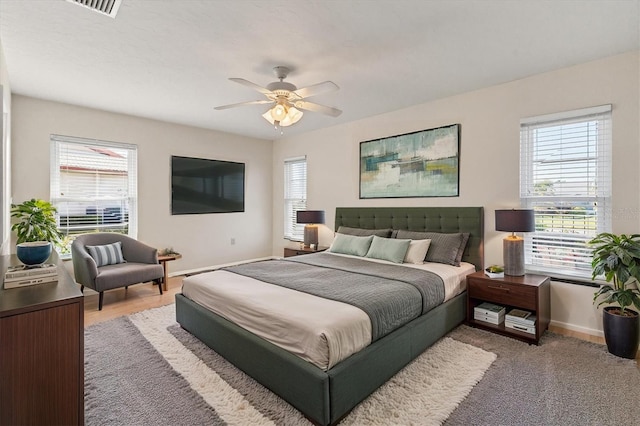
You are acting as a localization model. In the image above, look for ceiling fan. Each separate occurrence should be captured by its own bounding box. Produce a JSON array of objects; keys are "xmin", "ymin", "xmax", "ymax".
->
[{"xmin": 215, "ymin": 66, "xmax": 342, "ymax": 128}]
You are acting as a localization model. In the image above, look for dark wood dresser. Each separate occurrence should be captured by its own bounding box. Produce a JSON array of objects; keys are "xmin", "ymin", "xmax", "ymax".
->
[{"xmin": 0, "ymin": 253, "xmax": 84, "ymax": 425}]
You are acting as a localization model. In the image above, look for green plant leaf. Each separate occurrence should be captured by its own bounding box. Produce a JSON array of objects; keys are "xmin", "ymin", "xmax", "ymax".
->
[
  {"xmin": 590, "ymin": 232, "xmax": 640, "ymax": 310},
  {"xmin": 10, "ymin": 198, "xmax": 62, "ymax": 244}
]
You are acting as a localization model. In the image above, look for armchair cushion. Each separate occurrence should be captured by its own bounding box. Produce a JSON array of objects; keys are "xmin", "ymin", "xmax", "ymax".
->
[
  {"xmin": 86, "ymin": 241, "xmax": 125, "ymax": 267},
  {"xmin": 95, "ymin": 262, "xmax": 164, "ymax": 292}
]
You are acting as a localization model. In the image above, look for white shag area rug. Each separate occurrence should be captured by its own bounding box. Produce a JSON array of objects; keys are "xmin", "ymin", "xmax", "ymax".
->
[{"xmin": 126, "ymin": 304, "xmax": 496, "ymax": 425}]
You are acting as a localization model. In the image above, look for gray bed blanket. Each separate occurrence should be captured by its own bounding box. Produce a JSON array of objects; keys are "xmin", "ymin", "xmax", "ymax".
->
[{"xmin": 222, "ymin": 253, "xmax": 444, "ymax": 341}]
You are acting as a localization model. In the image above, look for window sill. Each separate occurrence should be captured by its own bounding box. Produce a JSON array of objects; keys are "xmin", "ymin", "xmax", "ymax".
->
[{"xmin": 526, "ymin": 268, "xmax": 602, "ymax": 288}]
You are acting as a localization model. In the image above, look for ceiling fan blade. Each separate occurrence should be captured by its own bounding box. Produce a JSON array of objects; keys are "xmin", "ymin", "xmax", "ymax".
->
[
  {"xmin": 215, "ymin": 100, "xmax": 274, "ymax": 110},
  {"xmin": 229, "ymin": 78, "xmax": 273, "ymax": 95},
  {"xmin": 293, "ymin": 81, "xmax": 339, "ymax": 99},
  {"xmin": 294, "ymin": 100, "xmax": 342, "ymax": 117}
]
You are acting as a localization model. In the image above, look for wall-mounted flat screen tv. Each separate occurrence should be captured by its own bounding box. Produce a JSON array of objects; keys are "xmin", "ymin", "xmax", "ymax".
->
[{"xmin": 171, "ymin": 156, "xmax": 245, "ymax": 215}]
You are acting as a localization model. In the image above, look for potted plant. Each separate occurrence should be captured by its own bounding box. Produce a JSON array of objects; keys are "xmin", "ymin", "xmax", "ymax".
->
[
  {"xmin": 590, "ymin": 232, "xmax": 640, "ymax": 359},
  {"xmin": 11, "ymin": 199, "xmax": 63, "ymax": 265}
]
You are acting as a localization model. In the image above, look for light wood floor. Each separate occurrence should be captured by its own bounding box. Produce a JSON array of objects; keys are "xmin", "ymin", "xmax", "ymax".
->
[
  {"xmin": 83, "ymin": 276, "xmax": 640, "ymax": 367},
  {"xmin": 83, "ymin": 275, "xmax": 184, "ymax": 327}
]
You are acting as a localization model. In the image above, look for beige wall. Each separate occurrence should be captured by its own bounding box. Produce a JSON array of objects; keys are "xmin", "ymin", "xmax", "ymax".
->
[
  {"xmin": 272, "ymin": 51, "xmax": 640, "ymax": 336},
  {"xmin": 11, "ymin": 96, "xmax": 273, "ymax": 272}
]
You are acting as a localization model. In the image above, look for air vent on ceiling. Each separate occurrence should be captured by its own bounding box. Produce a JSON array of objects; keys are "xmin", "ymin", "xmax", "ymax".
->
[{"xmin": 65, "ymin": 0, "xmax": 122, "ymax": 18}]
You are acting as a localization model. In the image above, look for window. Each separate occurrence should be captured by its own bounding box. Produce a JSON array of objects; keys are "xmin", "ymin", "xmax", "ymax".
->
[
  {"xmin": 50, "ymin": 135, "xmax": 138, "ymax": 254},
  {"xmin": 520, "ymin": 105, "xmax": 612, "ymax": 278},
  {"xmin": 284, "ymin": 156, "xmax": 307, "ymax": 241}
]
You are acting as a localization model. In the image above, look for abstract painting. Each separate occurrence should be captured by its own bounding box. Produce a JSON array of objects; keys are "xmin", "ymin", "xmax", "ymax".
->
[{"xmin": 360, "ymin": 124, "xmax": 460, "ymax": 198}]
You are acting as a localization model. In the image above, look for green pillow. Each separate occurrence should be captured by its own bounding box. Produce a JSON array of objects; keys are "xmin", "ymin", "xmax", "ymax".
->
[
  {"xmin": 328, "ymin": 234, "xmax": 374, "ymax": 257},
  {"xmin": 365, "ymin": 235, "xmax": 411, "ymax": 264}
]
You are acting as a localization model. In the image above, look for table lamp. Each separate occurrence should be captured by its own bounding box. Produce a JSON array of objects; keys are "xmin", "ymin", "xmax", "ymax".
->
[
  {"xmin": 296, "ymin": 210, "xmax": 325, "ymax": 248},
  {"xmin": 495, "ymin": 209, "xmax": 535, "ymax": 276}
]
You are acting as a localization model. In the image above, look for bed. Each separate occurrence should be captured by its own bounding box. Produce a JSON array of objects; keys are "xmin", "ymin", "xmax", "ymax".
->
[{"xmin": 176, "ymin": 206, "xmax": 484, "ymax": 425}]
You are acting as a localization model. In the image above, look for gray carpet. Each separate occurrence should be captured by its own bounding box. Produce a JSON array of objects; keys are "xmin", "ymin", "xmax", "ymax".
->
[
  {"xmin": 84, "ymin": 317, "xmax": 223, "ymax": 425},
  {"xmin": 445, "ymin": 326, "xmax": 640, "ymax": 425},
  {"xmin": 85, "ymin": 307, "xmax": 640, "ymax": 425}
]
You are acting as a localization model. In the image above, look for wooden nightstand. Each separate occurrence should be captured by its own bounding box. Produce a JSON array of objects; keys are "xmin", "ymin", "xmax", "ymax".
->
[
  {"xmin": 283, "ymin": 247, "xmax": 327, "ymax": 257},
  {"xmin": 466, "ymin": 271, "xmax": 550, "ymax": 344}
]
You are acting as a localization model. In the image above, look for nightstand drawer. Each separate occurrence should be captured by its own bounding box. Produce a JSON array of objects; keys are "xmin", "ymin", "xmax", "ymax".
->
[{"xmin": 468, "ymin": 279, "xmax": 537, "ymax": 310}]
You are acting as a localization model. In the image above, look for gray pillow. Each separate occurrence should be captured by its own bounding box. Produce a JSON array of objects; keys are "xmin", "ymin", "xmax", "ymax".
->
[
  {"xmin": 337, "ymin": 226, "xmax": 392, "ymax": 238},
  {"xmin": 328, "ymin": 234, "xmax": 374, "ymax": 257},
  {"xmin": 454, "ymin": 233, "xmax": 470, "ymax": 265},
  {"xmin": 395, "ymin": 230, "xmax": 465, "ymax": 266},
  {"xmin": 365, "ymin": 235, "xmax": 411, "ymax": 264}
]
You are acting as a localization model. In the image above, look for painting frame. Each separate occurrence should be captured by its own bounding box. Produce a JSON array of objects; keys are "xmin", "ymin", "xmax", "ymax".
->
[{"xmin": 359, "ymin": 124, "xmax": 460, "ymax": 199}]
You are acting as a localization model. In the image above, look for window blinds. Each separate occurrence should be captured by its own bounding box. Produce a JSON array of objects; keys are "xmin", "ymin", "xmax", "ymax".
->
[
  {"xmin": 50, "ymin": 135, "xmax": 138, "ymax": 239},
  {"xmin": 520, "ymin": 105, "xmax": 612, "ymax": 277},
  {"xmin": 284, "ymin": 156, "xmax": 307, "ymax": 241}
]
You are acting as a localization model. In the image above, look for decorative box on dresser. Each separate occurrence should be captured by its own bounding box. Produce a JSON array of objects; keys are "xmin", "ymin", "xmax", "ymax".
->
[
  {"xmin": 466, "ymin": 271, "xmax": 550, "ymax": 344},
  {"xmin": 0, "ymin": 253, "xmax": 84, "ymax": 426}
]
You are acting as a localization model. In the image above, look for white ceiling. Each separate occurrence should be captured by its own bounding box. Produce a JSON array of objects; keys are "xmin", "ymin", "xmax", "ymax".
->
[{"xmin": 1, "ymin": 0, "xmax": 638, "ymax": 141}]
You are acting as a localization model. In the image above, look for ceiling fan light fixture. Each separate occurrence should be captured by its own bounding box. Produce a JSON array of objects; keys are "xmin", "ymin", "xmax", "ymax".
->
[
  {"xmin": 270, "ymin": 102, "xmax": 288, "ymax": 121},
  {"xmin": 262, "ymin": 110, "xmax": 275, "ymax": 125},
  {"xmin": 263, "ymin": 104, "xmax": 303, "ymax": 128},
  {"xmin": 280, "ymin": 107, "xmax": 303, "ymax": 127}
]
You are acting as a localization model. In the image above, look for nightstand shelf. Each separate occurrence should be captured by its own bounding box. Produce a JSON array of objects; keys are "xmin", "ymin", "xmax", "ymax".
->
[
  {"xmin": 466, "ymin": 271, "xmax": 550, "ymax": 345},
  {"xmin": 283, "ymin": 247, "xmax": 327, "ymax": 257}
]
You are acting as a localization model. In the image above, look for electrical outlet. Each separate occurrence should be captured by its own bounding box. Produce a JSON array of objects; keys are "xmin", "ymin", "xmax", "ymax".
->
[{"xmin": 230, "ymin": 238, "xmax": 236, "ymax": 245}]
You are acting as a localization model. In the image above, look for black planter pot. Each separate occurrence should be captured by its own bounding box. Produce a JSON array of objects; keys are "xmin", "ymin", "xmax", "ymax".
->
[{"xmin": 602, "ymin": 306, "xmax": 639, "ymax": 359}]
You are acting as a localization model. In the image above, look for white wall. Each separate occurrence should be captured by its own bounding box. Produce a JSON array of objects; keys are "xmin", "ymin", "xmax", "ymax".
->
[
  {"xmin": 272, "ymin": 51, "xmax": 640, "ymax": 336},
  {"xmin": 11, "ymin": 96, "xmax": 273, "ymax": 272},
  {"xmin": 0, "ymin": 39, "xmax": 12, "ymax": 254}
]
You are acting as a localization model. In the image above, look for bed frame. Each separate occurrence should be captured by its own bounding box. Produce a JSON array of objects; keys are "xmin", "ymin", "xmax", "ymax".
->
[{"xmin": 176, "ymin": 206, "xmax": 483, "ymax": 425}]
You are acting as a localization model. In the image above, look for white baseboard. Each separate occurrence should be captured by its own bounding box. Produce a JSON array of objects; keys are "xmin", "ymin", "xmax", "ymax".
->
[{"xmin": 549, "ymin": 319, "xmax": 603, "ymax": 338}]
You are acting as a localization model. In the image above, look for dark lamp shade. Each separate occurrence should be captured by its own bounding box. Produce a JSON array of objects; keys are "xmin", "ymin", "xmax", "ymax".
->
[
  {"xmin": 296, "ymin": 210, "xmax": 325, "ymax": 224},
  {"xmin": 495, "ymin": 209, "xmax": 535, "ymax": 232}
]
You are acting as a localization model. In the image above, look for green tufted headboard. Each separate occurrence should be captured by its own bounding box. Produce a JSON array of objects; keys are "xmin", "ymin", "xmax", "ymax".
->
[{"xmin": 335, "ymin": 206, "xmax": 484, "ymax": 271}]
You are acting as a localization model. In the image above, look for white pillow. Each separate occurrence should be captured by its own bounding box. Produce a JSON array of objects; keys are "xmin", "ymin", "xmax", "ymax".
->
[{"xmin": 403, "ymin": 239, "xmax": 432, "ymax": 264}]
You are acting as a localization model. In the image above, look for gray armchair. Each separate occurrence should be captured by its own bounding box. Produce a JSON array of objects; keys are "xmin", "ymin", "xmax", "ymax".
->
[{"xmin": 72, "ymin": 233, "xmax": 164, "ymax": 310}]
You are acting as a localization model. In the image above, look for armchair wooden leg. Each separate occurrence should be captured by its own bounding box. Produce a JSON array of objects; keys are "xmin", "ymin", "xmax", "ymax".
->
[
  {"xmin": 80, "ymin": 285, "xmax": 84, "ymax": 293},
  {"xmin": 98, "ymin": 292, "xmax": 104, "ymax": 311},
  {"xmin": 157, "ymin": 281, "xmax": 163, "ymax": 295}
]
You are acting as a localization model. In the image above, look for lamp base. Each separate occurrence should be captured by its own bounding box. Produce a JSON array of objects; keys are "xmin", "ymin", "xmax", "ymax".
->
[
  {"xmin": 503, "ymin": 236, "xmax": 525, "ymax": 276},
  {"xmin": 303, "ymin": 225, "xmax": 319, "ymax": 248}
]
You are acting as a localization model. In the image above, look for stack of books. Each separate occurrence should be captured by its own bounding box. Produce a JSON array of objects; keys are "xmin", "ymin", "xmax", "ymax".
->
[
  {"xmin": 4, "ymin": 263, "xmax": 58, "ymax": 289},
  {"xmin": 505, "ymin": 308, "xmax": 536, "ymax": 334},
  {"xmin": 474, "ymin": 302, "xmax": 506, "ymax": 325}
]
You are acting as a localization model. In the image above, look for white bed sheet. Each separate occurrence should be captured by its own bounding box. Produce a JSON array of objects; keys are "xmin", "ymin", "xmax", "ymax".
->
[{"xmin": 181, "ymin": 253, "xmax": 474, "ymax": 370}]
